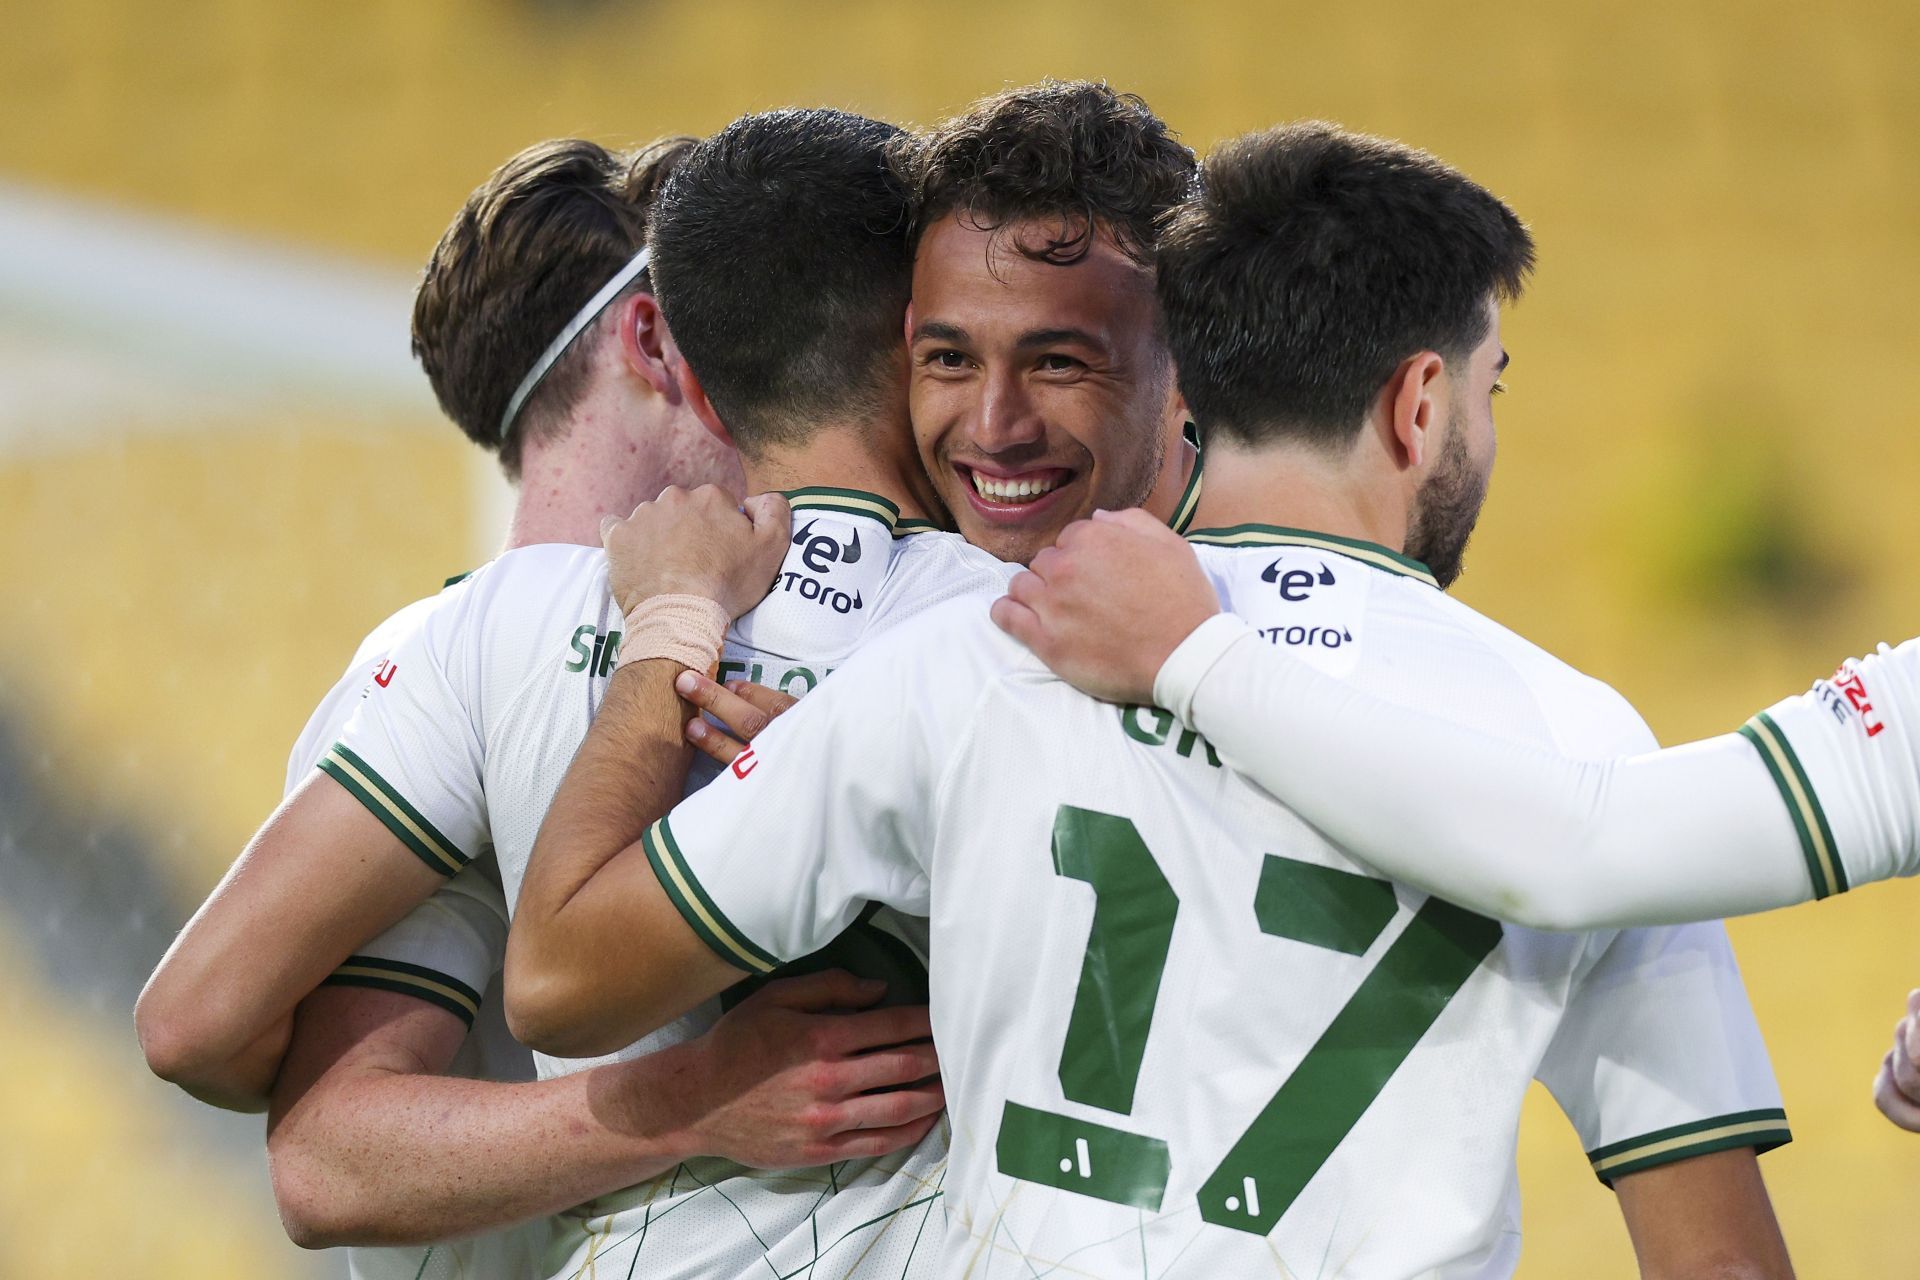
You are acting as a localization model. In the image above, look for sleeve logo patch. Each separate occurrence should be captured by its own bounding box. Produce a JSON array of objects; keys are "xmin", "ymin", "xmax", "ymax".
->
[
  {"xmin": 372, "ymin": 659, "xmax": 398, "ymax": 688},
  {"xmin": 731, "ymin": 745, "xmax": 759, "ymax": 779},
  {"xmin": 1818, "ymin": 663, "xmax": 1885, "ymax": 738}
]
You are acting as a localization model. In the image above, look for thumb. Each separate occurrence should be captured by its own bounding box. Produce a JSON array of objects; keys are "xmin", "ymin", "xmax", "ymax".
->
[
  {"xmin": 760, "ymin": 968, "xmax": 888, "ymax": 1012},
  {"xmin": 990, "ymin": 596, "xmax": 1043, "ymax": 651},
  {"xmin": 599, "ymin": 512, "xmax": 623, "ymax": 546},
  {"xmin": 742, "ymin": 491, "xmax": 792, "ymax": 538}
]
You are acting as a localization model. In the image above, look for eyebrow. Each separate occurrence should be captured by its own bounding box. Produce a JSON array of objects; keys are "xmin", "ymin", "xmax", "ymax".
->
[
  {"xmin": 911, "ymin": 320, "xmax": 970, "ymax": 345},
  {"xmin": 1016, "ymin": 327, "xmax": 1107, "ymax": 352},
  {"xmin": 1494, "ymin": 349, "xmax": 1511, "ymax": 375}
]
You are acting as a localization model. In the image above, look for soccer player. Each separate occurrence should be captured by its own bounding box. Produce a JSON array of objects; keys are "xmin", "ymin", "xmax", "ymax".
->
[
  {"xmin": 141, "ymin": 86, "xmax": 1205, "ymax": 1278},
  {"xmin": 902, "ymin": 79, "xmax": 1204, "ymax": 566},
  {"xmin": 136, "ymin": 138, "xmax": 937, "ymax": 1277},
  {"xmin": 515, "ymin": 123, "xmax": 1795, "ymax": 1277}
]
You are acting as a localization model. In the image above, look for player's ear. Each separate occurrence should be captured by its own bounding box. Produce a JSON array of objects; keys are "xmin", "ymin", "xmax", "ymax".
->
[
  {"xmin": 1385, "ymin": 351, "xmax": 1446, "ymax": 470},
  {"xmin": 903, "ymin": 301, "xmax": 915, "ymax": 346},
  {"xmin": 659, "ymin": 329, "xmax": 734, "ymax": 450},
  {"xmin": 617, "ymin": 292, "xmax": 679, "ymax": 401}
]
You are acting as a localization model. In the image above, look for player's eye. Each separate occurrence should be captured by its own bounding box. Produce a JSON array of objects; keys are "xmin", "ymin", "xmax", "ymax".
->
[
  {"xmin": 929, "ymin": 349, "xmax": 969, "ymax": 371},
  {"xmin": 1491, "ymin": 379, "xmax": 1508, "ymax": 397},
  {"xmin": 1037, "ymin": 353, "xmax": 1083, "ymax": 374}
]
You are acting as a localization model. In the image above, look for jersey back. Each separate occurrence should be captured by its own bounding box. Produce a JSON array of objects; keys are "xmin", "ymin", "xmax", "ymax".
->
[{"xmin": 651, "ymin": 527, "xmax": 1787, "ymax": 1279}]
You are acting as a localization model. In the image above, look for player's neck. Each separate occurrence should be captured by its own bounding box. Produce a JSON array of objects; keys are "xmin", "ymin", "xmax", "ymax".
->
[
  {"xmin": 1139, "ymin": 422, "xmax": 1199, "ymax": 526},
  {"xmin": 743, "ymin": 417, "xmax": 941, "ymax": 523},
  {"xmin": 1189, "ymin": 435, "xmax": 1409, "ymax": 553},
  {"xmin": 502, "ymin": 397, "xmax": 742, "ymax": 551}
]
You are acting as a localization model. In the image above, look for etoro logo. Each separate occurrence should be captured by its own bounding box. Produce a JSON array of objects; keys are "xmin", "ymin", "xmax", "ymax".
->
[
  {"xmin": 793, "ymin": 519, "xmax": 862, "ymax": 574},
  {"xmin": 1260, "ymin": 559, "xmax": 1335, "ymax": 602}
]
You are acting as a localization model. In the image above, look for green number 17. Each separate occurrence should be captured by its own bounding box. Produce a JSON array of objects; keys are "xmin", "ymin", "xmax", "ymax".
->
[{"xmin": 994, "ymin": 805, "xmax": 1501, "ymax": 1236}]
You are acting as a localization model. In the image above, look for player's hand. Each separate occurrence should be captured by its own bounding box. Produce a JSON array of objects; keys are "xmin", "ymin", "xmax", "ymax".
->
[
  {"xmin": 991, "ymin": 507, "xmax": 1221, "ymax": 704},
  {"xmin": 675, "ymin": 672, "xmax": 797, "ymax": 765},
  {"xmin": 601, "ymin": 486, "xmax": 790, "ymax": 619},
  {"xmin": 1872, "ymin": 989, "xmax": 1920, "ymax": 1132},
  {"xmin": 658, "ymin": 969, "xmax": 943, "ymax": 1167}
]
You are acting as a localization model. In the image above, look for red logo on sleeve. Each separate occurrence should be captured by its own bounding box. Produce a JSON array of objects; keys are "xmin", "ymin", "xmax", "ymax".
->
[
  {"xmin": 373, "ymin": 660, "xmax": 398, "ymax": 688},
  {"xmin": 731, "ymin": 745, "xmax": 759, "ymax": 779},
  {"xmin": 1832, "ymin": 663, "xmax": 1885, "ymax": 738}
]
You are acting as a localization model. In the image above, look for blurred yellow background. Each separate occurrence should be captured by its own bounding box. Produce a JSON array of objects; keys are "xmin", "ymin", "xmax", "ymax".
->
[{"xmin": 2, "ymin": 1, "xmax": 1915, "ymax": 1275}]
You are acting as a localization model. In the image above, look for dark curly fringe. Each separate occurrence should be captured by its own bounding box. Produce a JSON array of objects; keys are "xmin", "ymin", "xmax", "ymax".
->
[{"xmin": 899, "ymin": 80, "xmax": 1196, "ymax": 268}]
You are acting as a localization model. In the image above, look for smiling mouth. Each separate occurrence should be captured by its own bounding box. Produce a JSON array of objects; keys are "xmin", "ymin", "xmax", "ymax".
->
[{"xmin": 964, "ymin": 467, "xmax": 1072, "ymax": 506}]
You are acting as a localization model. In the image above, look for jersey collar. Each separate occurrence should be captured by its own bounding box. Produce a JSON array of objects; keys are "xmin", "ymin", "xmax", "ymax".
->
[
  {"xmin": 781, "ymin": 487, "xmax": 904, "ymax": 533},
  {"xmin": 1167, "ymin": 422, "xmax": 1205, "ymax": 535},
  {"xmin": 1184, "ymin": 524, "xmax": 1439, "ymax": 589}
]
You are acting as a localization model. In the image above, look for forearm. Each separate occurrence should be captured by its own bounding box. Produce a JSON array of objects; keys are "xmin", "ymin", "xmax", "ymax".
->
[
  {"xmin": 269, "ymin": 1048, "xmax": 698, "ymax": 1248},
  {"xmin": 1163, "ymin": 617, "xmax": 1813, "ymax": 929},
  {"xmin": 507, "ymin": 659, "xmax": 699, "ymax": 1049},
  {"xmin": 138, "ymin": 784, "xmax": 443, "ymax": 1099},
  {"xmin": 1615, "ymin": 1149, "xmax": 1792, "ymax": 1279}
]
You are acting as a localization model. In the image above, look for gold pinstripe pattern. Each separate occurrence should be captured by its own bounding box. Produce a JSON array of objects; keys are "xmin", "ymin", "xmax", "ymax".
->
[
  {"xmin": 1589, "ymin": 1116, "xmax": 1790, "ymax": 1177},
  {"xmin": 1741, "ymin": 713, "xmax": 1845, "ymax": 898},
  {"xmin": 320, "ymin": 744, "xmax": 465, "ymax": 874},
  {"xmin": 330, "ymin": 962, "xmax": 480, "ymax": 1021}
]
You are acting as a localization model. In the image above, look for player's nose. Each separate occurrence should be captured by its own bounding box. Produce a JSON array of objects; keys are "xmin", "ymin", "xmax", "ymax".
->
[{"xmin": 971, "ymin": 369, "xmax": 1046, "ymax": 453}]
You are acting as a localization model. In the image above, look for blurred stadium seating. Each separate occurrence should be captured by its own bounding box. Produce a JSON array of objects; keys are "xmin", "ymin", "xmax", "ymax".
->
[{"xmin": 1, "ymin": 1, "xmax": 1915, "ymax": 1274}]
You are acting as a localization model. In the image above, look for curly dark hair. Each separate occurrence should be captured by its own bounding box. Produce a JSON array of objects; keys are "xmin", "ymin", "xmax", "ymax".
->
[
  {"xmin": 411, "ymin": 136, "xmax": 693, "ymax": 477},
  {"xmin": 1158, "ymin": 122, "xmax": 1534, "ymax": 449},
  {"xmin": 900, "ymin": 80, "xmax": 1195, "ymax": 267}
]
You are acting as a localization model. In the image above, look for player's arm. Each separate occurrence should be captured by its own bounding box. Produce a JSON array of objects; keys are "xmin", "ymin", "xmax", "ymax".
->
[
  {"xmin": 135, "ymin": 773, "xmax": 445, "ymax": 1110},
  {"xmin": 997, "ymin": 509, "xmax": 1914, "ymax": 928},
  {"xmin": 269, "ymin": 888, "xmax": 939, "ymax": 1247},
  {"xmin": 140, "ymin": 584, "xmax": 498, "ymax": 1110},
  {"xmin": 512, "ymin": 609, "xmax": 951, "ymax": 1058},
  {"xmin": 508, "ymin": 487, "xmax": 789, "ymax": 1055},
  {"xmin": 1613, "ymin": 1150, "xmax": 1793, "ymax": 1279}
]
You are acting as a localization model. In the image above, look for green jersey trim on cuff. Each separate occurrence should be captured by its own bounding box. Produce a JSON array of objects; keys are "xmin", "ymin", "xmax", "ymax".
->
[
  {"xmin": 318, "ymin": 743, "xmax": 471, "ymax": 876},
  {"xmin": 1738, "ymin": 712, "xmax": 1848, "ymax": 899},
  {"xmin": 323, "ymin": 956, "xmax": 482, "ymax": 1027},
  {"xmin": 1586, "ymin": 1107, "xmax": 1791, "ymax": 1184},
  {"xmin": 642, "ymin": 817, "xmax": 781, "ymax": 974}
]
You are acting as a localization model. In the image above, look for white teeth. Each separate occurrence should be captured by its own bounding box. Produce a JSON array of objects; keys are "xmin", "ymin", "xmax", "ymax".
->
[{"xmin": 971, "ymin": 472, "xmax": 1063, "ymax": 503}]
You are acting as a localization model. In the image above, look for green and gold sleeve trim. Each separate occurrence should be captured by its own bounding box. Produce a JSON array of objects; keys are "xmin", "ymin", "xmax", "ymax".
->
[
  {"xmin": 1738, "ymin": 712, "xmax": 1848, "ymax": 900},
  {"xmin": 642, "ymin": 818, "xmax": 780, "ymax": 974},
  {"xmin": 1586, "ymin": 1108, "xmax": 1791, "ymax": 1184},
  {"xmin": 893, "ymin": 517, "xmax": 942, "ymax": 537},
  {"xmin": 1185, "ymin": 524, "xmax": 1439, "ymax": 589},
  {"xmin": 782, "ymin": 487, "xmax": 902, "ymax": 532},
  {"xmin": 1167, "ymin": 423, "xmax": 1205, "ymax": 535},
  {"xmin": 318, "ymin": 743, "xmax": 471, "ymax": 877},
  {"xmin": 322, "ymin": 956, "xmax": 482, "ymax": 1027}
]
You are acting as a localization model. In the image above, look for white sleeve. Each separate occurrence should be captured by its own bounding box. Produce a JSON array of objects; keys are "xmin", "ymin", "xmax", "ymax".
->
[
  {"xmin": 321, "ymin": 868, "xmax": 510, "ymax": 1031},
  {"xmin": 1535, "ymin": 919, "xmax": 1789, "ymax": 1184},
  {"xmin": 1153, "ymin": 616, "xmax": 1852, "ymax": 929},
  {"xmin": 641, "ymin": 615, "xmax": 972, "ymax": 974},
  {"xmin": 322, "ymin": 588, "xmax": 488, "ymax": 878}
]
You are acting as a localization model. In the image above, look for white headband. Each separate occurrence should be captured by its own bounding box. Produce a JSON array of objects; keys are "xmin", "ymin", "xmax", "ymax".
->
[{"xmin": 498, "ymin": 246, "xmax": 652, "ymax": 440}]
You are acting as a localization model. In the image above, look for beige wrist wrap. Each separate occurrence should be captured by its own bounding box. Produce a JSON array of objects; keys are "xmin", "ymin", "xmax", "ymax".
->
[{"xmin": 614, "ymin": 594, "xmax": 732, "ymax": 674}]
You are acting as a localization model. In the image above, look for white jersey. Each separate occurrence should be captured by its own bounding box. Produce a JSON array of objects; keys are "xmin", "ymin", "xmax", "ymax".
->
[
  {"xmin": 646, "ymin": 525, "xmax": 1787, "ymax": 1280},
  {"xmin": 1139, "ymin": 614, "xmax": 1920, "ymax": 930},
  {"xmin": 325, "ymin": 488, "xmax": 1016, "ymax": 1280},
  {"xmin": 286, "ymin": 589, "xmax": 547, "ymax": 1280}
]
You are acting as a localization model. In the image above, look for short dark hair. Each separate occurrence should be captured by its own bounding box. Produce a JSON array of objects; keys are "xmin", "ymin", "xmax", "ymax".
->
[
  {"xmin": 903, "ymin": 79, "xmax": 1195, "ymax": 268},
  {"xmin": 410, "ymin": 137, "xmax": 693, "ymax": 478},
  {"xmin": 647, "ymin": 109, "xmax": 913, "ymax": 457},
  {"xmin": 1158, "ymin": 122, "xmax": 1534, "ymax": 449}
]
